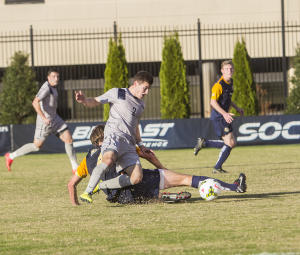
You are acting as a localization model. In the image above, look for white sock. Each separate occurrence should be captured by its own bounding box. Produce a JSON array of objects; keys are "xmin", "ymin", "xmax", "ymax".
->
[
  {"xmin": 65, "ymin": 143, "xmax": 79, "ymax": 169},
  {"xmin": 9, "ymin": 143, "xmax": 39, "ymax": 160}
]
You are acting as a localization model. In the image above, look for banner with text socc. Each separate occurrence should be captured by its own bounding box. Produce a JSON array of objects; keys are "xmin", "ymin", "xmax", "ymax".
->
[{"xmin": 11, "ymin": 114, "xmax": 300, "ymax": 154}]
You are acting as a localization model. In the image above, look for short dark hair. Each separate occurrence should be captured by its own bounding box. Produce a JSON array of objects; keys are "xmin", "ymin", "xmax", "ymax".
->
[
  {"xmin": 90, "ymin": 124, "xmax": 105, "ymax": 146},
  {"xmin": 132, "ymin": 71, "xmax": 153, "ymax": 86},
  {"xmin": 48, "ymin": 68, "xmax": 59, "ymax": 76}
]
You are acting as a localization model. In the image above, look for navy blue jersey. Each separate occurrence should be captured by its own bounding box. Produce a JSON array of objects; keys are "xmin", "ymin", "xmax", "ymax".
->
[
  {"xmin": 101, "ymin": 168, "xmax": 160, "ymax": 204},
  {"xmin": 210, "ymin": 77, "xmax": 234, "ymax": 121},
  {"xmin": 78, "ymin": 146, "xmax": 160, "ymax": 204}
]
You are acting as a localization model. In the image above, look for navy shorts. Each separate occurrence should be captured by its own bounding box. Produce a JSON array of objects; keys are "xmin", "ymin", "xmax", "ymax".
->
[{"xmin": 211, "ymin": 118, "xmax": 233, "ymax": 139}]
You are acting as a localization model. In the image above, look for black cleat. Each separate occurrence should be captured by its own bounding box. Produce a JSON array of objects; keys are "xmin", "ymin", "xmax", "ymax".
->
[
  {"xmin": 235, "ymin": 173, "xmax": 247, "ymax": 193},
  {"xmin": 212, "ymin": 167, "xmax": 228, "ymax": 173},
  {"xmin": 194, "ymin": 137, "xmax": 205, "ymax": 156},
  {"xmin": 161, "ymin": 191, "xmax": 192, "ymax": 203}
]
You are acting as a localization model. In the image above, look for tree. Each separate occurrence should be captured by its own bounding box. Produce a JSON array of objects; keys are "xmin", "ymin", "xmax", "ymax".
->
[
  {"xmin": 160, "ymin": 32, "xmax": 191, "ymax": 119},
  {"xmin": 0, "ymin": 51, "xmax": 37, "ymax": 124},
  {"xmin": 103, "ymin": 35, "xmax": 129, "ymax": 121},
  {"xmin": 231, "ymin": 38, "xmax": 259, "ymax": 116},
  {"xmin": 285, "ymin": 43, "xmax": 300, "ymax": 114}
]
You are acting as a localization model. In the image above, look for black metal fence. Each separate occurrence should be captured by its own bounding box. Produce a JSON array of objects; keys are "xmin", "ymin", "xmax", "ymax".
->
[{"xmin": 0, "ymin": 20, "xmax": 300, "ymax": 122}]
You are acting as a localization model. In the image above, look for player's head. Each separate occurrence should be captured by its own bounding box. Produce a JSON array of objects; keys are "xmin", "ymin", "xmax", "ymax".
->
[
  {"xmin": 47, "ymin": 67, "xmax": 59, "ymax": 87},
  {"xmin": 130, "ymin": 71, "xmax": 153, "ymax": 99},
  {"xmin": 90, "ymin": 124, "xmax": 105, "ymax": 146},
  {"xmin": 221, "ymin": 60, "xmax": 234, "ymax": 80}
]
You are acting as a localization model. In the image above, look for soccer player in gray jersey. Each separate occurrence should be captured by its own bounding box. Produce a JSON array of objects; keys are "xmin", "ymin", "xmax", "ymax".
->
[
  {"xmin": 5, "ymin": 68, "xmax": 79, "ymax": 173},
  {"xmin": 75, "ymin": 71, "xmax": 154, "ymax": 203}
]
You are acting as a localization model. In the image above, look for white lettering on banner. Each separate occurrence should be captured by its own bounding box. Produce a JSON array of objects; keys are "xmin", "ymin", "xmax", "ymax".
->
[
  {"xmin": 72, "ymin": 123, "xmax": 175, "ymax": 148},
  {"xmin": 139, "ymin": 123, "xmax": 175, "ymax": 147},
  {"xmin": 139, "ymin": 123, "xmax": 175, "ymax": 137},
  {"xmin": 259, "ymin": 122, "xmax": 282, "ymax": 140},
  {"xmin": 237, "ymin": 121, "xmax": 300, "ymax": 141},
  {"xmin": 141, "ymin": 124, "xmax": 162, "ymax": 137},
  {"xmin": 282, "ymin": 121, "xmax": 300, "ymax": 139},
  {"xmin": 237, "ymin": 123, "xmax": 260, "ymax": 141},
  {"xmin": 0, "ymin": 126, "xmax": 9, "ymax": 132},
  {"xmin": 73, "ymin": 126, "xmax": 91, "ymax": 139}
]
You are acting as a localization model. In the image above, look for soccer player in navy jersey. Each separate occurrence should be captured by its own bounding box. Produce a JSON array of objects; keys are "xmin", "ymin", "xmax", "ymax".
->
[
  {"xmin": 68, "ymin": 125, "xmax": 246, "ymax": 206},
  {"xmin": 194, "ymin": 60, "xmax": 244, "ymax": 173}
]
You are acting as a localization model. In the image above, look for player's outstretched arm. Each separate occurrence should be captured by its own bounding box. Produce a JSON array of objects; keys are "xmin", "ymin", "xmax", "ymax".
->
[
  {"xmin": 230, "ymin": 101, "xmax": 244, "ymax": 116},
  {"xmin": 68, "ymin": 174, "xmax": 83, "ymax": 206},
  {"xmin": 138, "ymin": 149, "xmax": 167, "ymax": 170},
  {"xmin": 32, "ymin": 97, "xmax": 51, "ymax": 125},
  {"xmin": 135, "ymin": 125, "xmax": 154, "ymax": 156},
  {"xmin": 75, "ymin": 90, "xmax": 101, "ymax": 108}
]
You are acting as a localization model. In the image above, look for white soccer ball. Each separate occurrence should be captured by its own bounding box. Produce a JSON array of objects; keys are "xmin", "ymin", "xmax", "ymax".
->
[{"xmin": 199, "ymin": 179, "xmax": 222, "ymax": 201}]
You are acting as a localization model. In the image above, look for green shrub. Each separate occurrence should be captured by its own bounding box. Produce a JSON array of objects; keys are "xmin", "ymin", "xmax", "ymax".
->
[
  {"xmin": 0, "ymin": 51, "xmax": 37, "ymax": 124},
  {"xmin": 160, "ymin": 32, "xmax": 190, "ymax": 119},
  {"xmin": 231, "ymin": 38, "xmax": 259, "ymax": 116},
  {"xmin": 103, "ymin": 35, "xmax": 128, "ymax": 121},
  {"xmin": 285, "ymin": 43, "xmax": 300, "ymax": 114}
]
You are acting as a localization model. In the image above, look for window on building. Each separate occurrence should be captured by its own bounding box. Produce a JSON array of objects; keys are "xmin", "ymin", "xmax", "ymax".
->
[{"xmin": 5, "ymin": 0, "xmax": 44, "ymax": 4}]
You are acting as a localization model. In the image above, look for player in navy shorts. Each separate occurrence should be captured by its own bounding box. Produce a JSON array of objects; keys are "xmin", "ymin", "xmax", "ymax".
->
[
  {"xmin": 194, "ymin": 60, "xmax": 244, "ymax": 173},
  {"xmin": 68, "ymin": 125, "xmax": 247, "ymax": 206}
]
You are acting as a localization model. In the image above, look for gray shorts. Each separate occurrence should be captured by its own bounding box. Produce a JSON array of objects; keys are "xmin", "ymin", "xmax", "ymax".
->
[
  {"xmin": 34, "ymin": 115, "xmax": 68, "ymax": 141},
  {"xmin": 101, "ymin": 134, "xmax": 141, "ymax": 172}
]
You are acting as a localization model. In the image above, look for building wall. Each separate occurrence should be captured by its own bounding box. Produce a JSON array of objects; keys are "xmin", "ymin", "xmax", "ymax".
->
[{"xmin": 0, "ymin": 0, "xmax": 299, "ymax": 32}]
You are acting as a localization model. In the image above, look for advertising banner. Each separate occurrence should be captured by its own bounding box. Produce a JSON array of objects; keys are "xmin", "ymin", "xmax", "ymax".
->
[
  {"xmin": 232, "ymin": 114, "xmax": 300, "ymax": 146},
  {"xmin": 11, "ymin": 114, "xmax": 300, "ymax": 154},
  {"xmin": 0, "ymin": 125, "xmax": 11, "ymax": 156}
]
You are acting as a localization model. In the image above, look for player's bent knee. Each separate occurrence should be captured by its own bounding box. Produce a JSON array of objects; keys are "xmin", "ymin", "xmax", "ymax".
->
[
  {"xmin": 130, "ymin": 172, "xmax": 143, "ymax": 185},
  {"xmin": 130, "ymin": 176, "xmax": 143, "ymax": 185},
  {"xmin": 103, "ymin": 158, "xmax": 115, "ymax": 168},
  {"xmin": 231, "ymin": 141, "xmax": 237, "ymax": 148}
]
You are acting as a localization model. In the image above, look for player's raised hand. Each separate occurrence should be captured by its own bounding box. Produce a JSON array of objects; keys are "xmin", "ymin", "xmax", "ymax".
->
[
  {"xmin": 75, "ymin": 91, "xmax": 86, "ymax": 104},
  {"xmin": 223, "ymin": 112, "xmax": 234, "ymax": 123}
]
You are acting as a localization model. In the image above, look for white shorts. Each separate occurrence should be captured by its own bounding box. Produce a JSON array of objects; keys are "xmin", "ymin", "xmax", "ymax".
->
[
  {"xmin": 101, "ymin": 134, "xmax": 141, "ymax": 172},
  {"xmin": 34, "ymin": 115, "xmax": 67, "ymax": 141},
  {"xmin": 158, "ymin": 169, "xmax": 165, "ymax": 190}
]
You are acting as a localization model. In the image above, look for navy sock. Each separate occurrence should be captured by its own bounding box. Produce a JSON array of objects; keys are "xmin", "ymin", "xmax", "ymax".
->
[
  {"xmin": 191, "ymin": 175, "xmax": 210, "ymax": 189},
  {"xmin": 214, "ymin": 145, "xmax": 232, "ymax": 169},
  {"xmin": 191, "ymin": 175, "xmax": 238, "ymax": 191},
  {"xmin": 204, "ymin": 140, "xmax": 224, "ymax": 149},
  {"xmin": 215, "ymin": 179, "xmax": 238, "ymax": 191}
]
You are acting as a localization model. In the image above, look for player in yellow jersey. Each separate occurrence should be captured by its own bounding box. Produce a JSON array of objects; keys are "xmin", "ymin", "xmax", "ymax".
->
[{"xmin": 194, "ymin": 60, "xmax": 244, "ymax": 173}]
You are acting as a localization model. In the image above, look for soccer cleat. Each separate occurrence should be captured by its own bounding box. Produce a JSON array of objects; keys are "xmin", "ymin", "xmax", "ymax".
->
[
  {"xmin": 92, "ymin": 183, "xmax": 100, "ymax": 195},
  {"xmin": 161, "ymin": 191, "xmax": 192, "ymax": 203},
  {"xmin": 212, "ymin": 167, "xmax": 228, "ymax": 173},
  {"xmin": 79, "ymin": 192, "xmax": 93, "ymax": 203},
  {"xmin": 194, "ymin": 137, "xmax": 205, "ymax": 156},
  {"xmin": 5, "ymin": 153, "xmax": 13, "ymax": 171},
  {"xmin": 235, "ymin": 173, "xmax": 247, "ymax": 193}
]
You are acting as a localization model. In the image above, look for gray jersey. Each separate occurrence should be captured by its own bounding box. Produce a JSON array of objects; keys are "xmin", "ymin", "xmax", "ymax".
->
[
  {"xmin": 97, "ymin": 88, "xmax": 145, "ymax": 145},
  {"xmin": 36, "ymin": 81, "xmax": 58, "ymax": 122}
]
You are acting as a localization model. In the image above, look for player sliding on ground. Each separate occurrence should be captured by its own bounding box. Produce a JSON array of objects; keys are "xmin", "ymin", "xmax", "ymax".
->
[
  {"xmin": 5, "ymin": 68, "xmax": 79, "ymax": 173},
  {"xmin": 194, "ymin": 60, "xmax": 244, "ymax": 173},
  {"xmin": 68, "ymin": 125, "xmax": 247, "ymax": 206},
  {"xmin": 75, "ymin": 71, "xmax": 154, "ymax": 203}
]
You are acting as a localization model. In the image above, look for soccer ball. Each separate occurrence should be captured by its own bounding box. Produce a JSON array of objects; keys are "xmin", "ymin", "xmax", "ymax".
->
[{"xmin": 199, "ymin": 179, "xmax": 222, "ymax": 201}]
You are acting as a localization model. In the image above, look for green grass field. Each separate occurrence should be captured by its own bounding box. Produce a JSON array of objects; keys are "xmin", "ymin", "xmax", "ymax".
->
[{"xmin": 1, "ymin": 144, "xmax": 300, "ymax": 255}]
